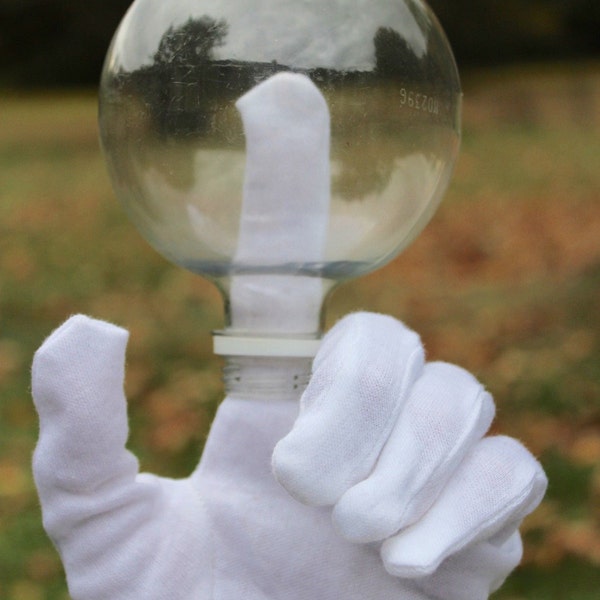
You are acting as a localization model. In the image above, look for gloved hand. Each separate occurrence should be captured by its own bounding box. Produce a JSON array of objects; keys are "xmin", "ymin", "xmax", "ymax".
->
[{"xmin": 32, "ymin": 312, "xmax": 547, "ymax": 600}]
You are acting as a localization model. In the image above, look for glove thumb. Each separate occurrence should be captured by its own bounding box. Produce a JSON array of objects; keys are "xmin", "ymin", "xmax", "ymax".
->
[{"xmin": 32, "ymin": 315, "xmax": 146, "ymax": 546}]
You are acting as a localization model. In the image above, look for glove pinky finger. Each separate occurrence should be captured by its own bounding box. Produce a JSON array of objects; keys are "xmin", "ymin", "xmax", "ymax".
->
[
  {"xmin": 381, "ymin": 435, "xmax": 547, "ymax": 581},
  {"xmin": 412, "ymin": 528, "xmax": 523, "ymax": 600}
]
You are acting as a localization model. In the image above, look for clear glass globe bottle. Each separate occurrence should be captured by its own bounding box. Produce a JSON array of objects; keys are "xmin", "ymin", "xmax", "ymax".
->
[{"xmin": 99, "ymin": 0, "xmax": 461, "ymax": 390}]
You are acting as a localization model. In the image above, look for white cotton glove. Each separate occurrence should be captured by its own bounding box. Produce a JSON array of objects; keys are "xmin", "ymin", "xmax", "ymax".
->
[{"xmin": 32, "ymin": 312, "xmax": 547, "ymax": 600}]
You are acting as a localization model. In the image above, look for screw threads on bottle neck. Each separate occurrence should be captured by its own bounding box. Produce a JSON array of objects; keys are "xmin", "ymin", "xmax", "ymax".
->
[{"xmin": 222, "ymin": 355, "xmax": 313, "ymax": 401}]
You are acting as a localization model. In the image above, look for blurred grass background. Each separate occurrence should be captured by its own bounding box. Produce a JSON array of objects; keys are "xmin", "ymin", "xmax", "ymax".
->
[
  {"xmin": 0, "ymin": 62, "xmax": 598, "ymax": 600},
  {"xmin": 1, "ymin": 1, "xmax": 600, "ymax": 598}
]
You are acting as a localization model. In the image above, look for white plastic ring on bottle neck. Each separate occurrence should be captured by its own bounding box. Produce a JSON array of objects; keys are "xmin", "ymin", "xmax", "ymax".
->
[{"xmin": 212, "ymin": 332, "xmax": 321, "ymax": 358}]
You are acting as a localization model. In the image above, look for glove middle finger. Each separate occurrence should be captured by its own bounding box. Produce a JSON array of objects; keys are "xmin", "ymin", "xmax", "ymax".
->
[{"xmin": 332, "ymin": 361, "xmax": 495, "ymax": 543}]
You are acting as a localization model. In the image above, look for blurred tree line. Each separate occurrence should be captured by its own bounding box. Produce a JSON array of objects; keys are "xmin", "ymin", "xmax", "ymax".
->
[
  {"xmin": 0, "ymin": 0, "xmax": 131, "ymax": 86},
  {"xmin": 0, "ymin": 0, "xmax": 598, "ymax": 88},
  {"xmin": 429, "ymin": 0, "xmax": 600, "ymax": 65}
]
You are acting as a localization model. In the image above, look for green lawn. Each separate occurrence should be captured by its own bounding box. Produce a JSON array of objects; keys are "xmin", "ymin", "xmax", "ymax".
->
[{"xmin": 1, "ymin": 64, "xmax": 599, "ymax": 598}]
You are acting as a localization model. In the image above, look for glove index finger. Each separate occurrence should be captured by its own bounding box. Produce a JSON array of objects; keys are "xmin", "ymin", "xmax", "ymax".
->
[
  {"xmin": 32, "ymin": 314, "xmax": 138, "ymax": 500},
  {"xmin": 273, "ymin": 312, "xmax": 425, "ymax": 506}
]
